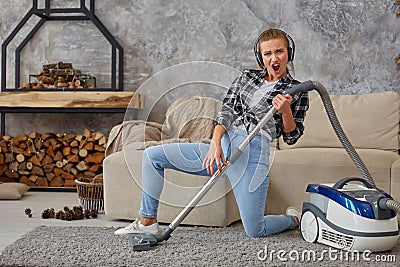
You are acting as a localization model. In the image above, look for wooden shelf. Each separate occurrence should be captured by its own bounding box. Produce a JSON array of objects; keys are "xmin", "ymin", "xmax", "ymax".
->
[
  {"xmin": 0, "ymin": 91, "xmax": 143, "ymax": 109},
  {"xmin": 0, "ymin": 91, "xmax": 144, "ymax": 135}
]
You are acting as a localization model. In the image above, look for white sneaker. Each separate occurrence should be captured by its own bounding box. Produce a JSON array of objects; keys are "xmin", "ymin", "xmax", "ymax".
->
[
  {"xmin": 114, "ymin": 219, "xmax": 159, "ymax": 235},
  {"xmin": 286, "ymin": 207, "xmax": 301, "ymax": 227}
]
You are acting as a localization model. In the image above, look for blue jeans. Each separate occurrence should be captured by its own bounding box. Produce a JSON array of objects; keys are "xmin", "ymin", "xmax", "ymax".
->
[{"xmin": 139, "ymin": 127, "xmax": 297, "ymax": 237}]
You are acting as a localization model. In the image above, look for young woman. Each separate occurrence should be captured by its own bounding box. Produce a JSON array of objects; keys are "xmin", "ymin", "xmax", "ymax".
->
[{"xmin": 115, "ymin": 29, "xmax": 309, "ymax": 238}]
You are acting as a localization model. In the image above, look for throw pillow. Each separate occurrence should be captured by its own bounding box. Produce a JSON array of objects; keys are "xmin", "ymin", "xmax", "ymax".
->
[{"xmin": 0, "ymin": 182, "xmax": 30, "ymax": 200}]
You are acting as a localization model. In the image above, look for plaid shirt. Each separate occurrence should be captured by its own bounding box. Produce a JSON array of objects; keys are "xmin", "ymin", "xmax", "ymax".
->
[{"xmin": 216, "ymin": 69, "xmax": 309, "ymax": 145}]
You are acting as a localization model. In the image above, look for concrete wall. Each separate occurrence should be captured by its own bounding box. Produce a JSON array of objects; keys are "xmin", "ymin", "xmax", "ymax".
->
[{"xmin": 0, "ymin": 0, "xmax": 399, "ymax": 135}]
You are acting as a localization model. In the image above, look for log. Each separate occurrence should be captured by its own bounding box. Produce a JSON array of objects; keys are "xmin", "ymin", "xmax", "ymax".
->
[
  {"xmin": 54, "ymin": 151, "xmax": 63, "ymax": 162},
  {"xmin": 9, "ymin": 161, "xmax": 18, "ymax": 171},
  {"xmin": 13, "ymin": 134, "xmax": 28, "ymax": 145},
  {"xmin": 46, "ymin": 172, "xmax": 56, "ymax": 181},
  {"xmin": 35, "ymin": 177, "xmax": 48, "ymax": 187},
  {"xmin": 29, "ymin": 155, "xmax": 42, "ymax": 166},
  {"xmin": 61, "ymin": 171, "xmax": 75, "ymax": 180},
  {"xmin": 5, "ymin": 153, "xmax": 15, "ymax": 163},
  {"xmin": 88, "ymin": 164, "xmax": 101, "ymax": 172},
  {"xmin": 75, "ymin": 135, "xmax": 84, "ymax": 142},
  {"xmin": 19, "ymin": 176, "xmax": 35, "ymax": 186},
  {"xmin": 79, "ymin": 149, "xmax": 88, "ymax": 158},
  {"xmin": 55, "ymin": 161, "xmax": 64, "ymax": 168},
  {"xmin": 0, "ymin": 164, "xmax": 8, "ymax": 175},
  {"xmin": 49, "ymin": 177, "xmax": 64, "ymax": 187},
  {"xmin": 70, "ymin": 167, "xmax": 78, "ymax": 176},
  {"xmin": 83, "ymin": 171, "xmax": 96, "ymax": 178},
  {"xmin": 46, "ymin": 146, "xmax": 55, "ymax": 158},
  {"xmin": 64, "ymin": 180, "xmax": 76, "ymax": 187},
  {"xmin": 18, "ymin": 142, "xmax": 27, "ymax": 149},
  {"xmin": 83, "ymin": 142, "xmax": 94, "ymax": 151},
  {"xmin": 53, "ymin": 168, "xmax": 63, "ymax": 176},
  {"xmin": 5, "ymin": 169, "xmax": 19, "ymax": 179},
  {"xmin": 29, "ymin": 175, "xmax": 39, "ymax": 183},
  {"xmin": 98, "ymin": 136, "xmax": 107, "ymax": 146},
  {"xmin": 83, "ymin": 128, "xmax": 92, "ymax": 138},
  {"xmin": 94, "ymin": 132, "xmax": 104, "ymax": 141},
  {"xmin": 28, "ymin": 131, "xmax": 40, "ymax": 139},
  {"xmin": 19, "ymin": 161, "xmax": 27, "ymax": 170},
  {"xmin": 63, "ymin": 163, "xmax": 73, "ymax": 172},
  {"xmin": 43, "ymin": 164, "xmax": 54, "ymax": 173},
  {"xmin": 84, "ymin": 153, "xmax": 104, "ymax": 164},
  {"xmin": 42, "ymin": 155, "xmax": 53, "ymax": 166},
  {"xmin": 32, "ymin": 165, "xmax": 44, "ymax": 176},
  {"xmin": 76, "ymin": 161, "xmax": 88, "ymax": 171},
  {"xmin": 63, "ymin": 147, "xmax": 71, "ymax": 156},
  {"xmin": 2, "ymin": 136, "xmax": 12, "ymax": 142},
  {"xmin": 70, "ymin": 140, "xmax": 79, "ymax": 147},
  {"xmin": 36, "ymin": 151, "xmax": 46, "ymax": 162},
  {"xmin": 66, "ymin": 154, "xmax": 80, "ymax": 163},
  {"xmin": 10, "ymin": 146, "xmax": 24, "ymax": 154},
  {"xmin": 94, "ymin": 145, "xmax": 105, "ymax": 152},
  {"xmin": 26, "ymin": 162, "xmax": 33, "ymax": 170},
  {"xmin": 16, "ymin": 154, "xmax": 25, "ymax": 163}
]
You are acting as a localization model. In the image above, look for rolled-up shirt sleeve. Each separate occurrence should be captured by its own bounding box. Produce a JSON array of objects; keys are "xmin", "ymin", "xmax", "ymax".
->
[{"xmin": 275, "ymin": 91, "xmax": 309, "ymax": 145}]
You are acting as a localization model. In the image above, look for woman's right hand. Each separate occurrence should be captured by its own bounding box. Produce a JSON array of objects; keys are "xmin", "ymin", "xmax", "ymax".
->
[{"xmin": 202, "ymin": 139, "xmax": 227, "ymax": 175}]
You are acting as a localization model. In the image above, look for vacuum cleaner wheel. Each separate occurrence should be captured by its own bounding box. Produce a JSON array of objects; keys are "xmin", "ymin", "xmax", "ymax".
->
[{"xmin": 301, "ymin": 210, "xmax": 318, "ymax": 243}]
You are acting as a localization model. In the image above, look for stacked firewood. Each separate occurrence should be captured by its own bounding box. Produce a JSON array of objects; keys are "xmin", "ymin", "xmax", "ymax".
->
[
  {"xmin": 397, "ymin": 0, "xmax": 400, "ymax": 15},
  {"xmin": 20, "ymin": 61, "xmax": 95, "ymax": 89},
  {"xmin": 0, "ymin": 128, "xmax": 107, "ymax": 187}
]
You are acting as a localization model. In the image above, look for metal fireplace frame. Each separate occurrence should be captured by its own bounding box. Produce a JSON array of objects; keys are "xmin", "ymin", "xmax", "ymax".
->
[{"xmin": 1, "ymin": 0, "xmax": 124, "ymax": 91}]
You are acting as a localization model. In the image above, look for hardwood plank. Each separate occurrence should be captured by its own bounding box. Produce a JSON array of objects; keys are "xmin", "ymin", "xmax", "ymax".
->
[{"xmin": 0, "ymin": 92, "xmax": 144, "ymax": 109}]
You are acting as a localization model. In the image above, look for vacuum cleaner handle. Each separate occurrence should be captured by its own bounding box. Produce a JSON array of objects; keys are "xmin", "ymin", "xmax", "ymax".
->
[
  {"xmin": 283, "ymin": 80, "xmax": 315, "ymax": 96},
  {"xmin": 333, "ymin": 177, "xmax": 375, "ymax": 189}
]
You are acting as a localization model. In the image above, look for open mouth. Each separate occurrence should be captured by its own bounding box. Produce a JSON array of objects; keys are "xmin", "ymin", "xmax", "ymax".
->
[{"xmin": 272, "ymin": 63, "xmax": 280, "ymax": 73}]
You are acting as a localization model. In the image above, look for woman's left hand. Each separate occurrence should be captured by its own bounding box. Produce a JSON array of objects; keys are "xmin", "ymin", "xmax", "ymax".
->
[{"xmin": 272, "ymin": 94, "xmax": 293, "ymax": 114}]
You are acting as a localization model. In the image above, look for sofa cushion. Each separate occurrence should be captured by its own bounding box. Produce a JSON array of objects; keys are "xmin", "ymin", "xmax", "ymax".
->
[
  {"xmin": 266, "ymin": 148, "xmax": 399, "ymax": 215},
  {"xmin": 279, "ymin": 91, "xmax": 399, "ymax": 151}
]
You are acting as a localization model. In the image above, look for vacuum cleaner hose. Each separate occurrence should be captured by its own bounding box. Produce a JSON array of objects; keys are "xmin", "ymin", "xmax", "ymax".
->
[
  {"xmin": 383, "ymin": 199, "xmax": 400, "ymax": 214},
  {"xmin": 309, "ymin": 81, "xmax": 376, "ymax": 187}
]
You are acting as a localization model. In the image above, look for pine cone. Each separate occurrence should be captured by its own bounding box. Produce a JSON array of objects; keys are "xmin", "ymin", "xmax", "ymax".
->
[
  {"xmin": 41, "ymin": 209, "xmax": 49, "ymax": 219},
  {"xmin": 25, "ymin": 208, "xmax": 32, "ymax": 218},
  {"xmin": 90, "ymin": 210, "xmax": 98, "ymax": 219},
  {"xmin": 84, "ymin": 209, "xmax": 91, "ymax": 219}
]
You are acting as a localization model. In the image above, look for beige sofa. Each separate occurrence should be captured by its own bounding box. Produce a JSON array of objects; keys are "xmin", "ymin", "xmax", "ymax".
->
[{"xmin": 104, "ymin": 91, "xmax": 400, "ymax": 227}]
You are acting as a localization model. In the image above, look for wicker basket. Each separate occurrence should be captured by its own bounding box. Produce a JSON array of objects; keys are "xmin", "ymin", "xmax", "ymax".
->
[{"xmin": 74, "ymin": 174, "xmax": 104, "ymax": 213}]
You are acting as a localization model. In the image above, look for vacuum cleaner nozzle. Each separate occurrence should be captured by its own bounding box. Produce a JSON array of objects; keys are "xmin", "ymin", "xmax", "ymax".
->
[
  {"xmin": 129, "ymin": 233, "xmax": 158, "ymax": 251},
  {"xmin": 129, "ymin": 227, "xmax": 173, "ymax": 251}
]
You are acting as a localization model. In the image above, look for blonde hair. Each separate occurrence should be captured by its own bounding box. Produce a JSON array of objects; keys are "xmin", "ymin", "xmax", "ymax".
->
[{"xmin": 256, "ymin": 29, "xmax": 295, "ymax": 75}]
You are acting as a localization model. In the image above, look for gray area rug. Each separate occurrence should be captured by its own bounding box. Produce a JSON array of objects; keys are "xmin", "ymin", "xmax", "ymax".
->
[{"xmin": 0, "ymin": 225, "xmax": 399, "ymax": 266}]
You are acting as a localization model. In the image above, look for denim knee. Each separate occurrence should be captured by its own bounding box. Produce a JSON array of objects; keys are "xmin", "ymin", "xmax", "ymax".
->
[
  {"xmin": 142, "ymin": 146, "xmax": 161, "ymax": 166},
  {"xmin": 243, "ymin": 224, "xmax": 264, "ymax": 238}
]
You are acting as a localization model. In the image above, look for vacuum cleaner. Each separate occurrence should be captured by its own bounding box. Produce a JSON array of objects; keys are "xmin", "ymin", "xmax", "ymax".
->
[
  {"xmin": 298, "ymin": 82, "xmax": 400, "ymax": 252},
  {"xmin": 128, "ymin": 80, "xmax": 400, "ymax": 252}
]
